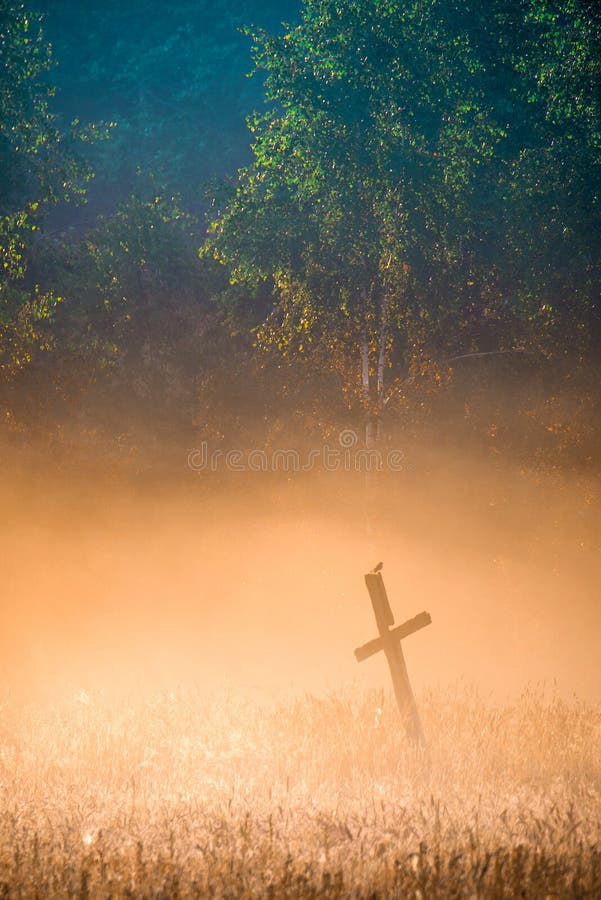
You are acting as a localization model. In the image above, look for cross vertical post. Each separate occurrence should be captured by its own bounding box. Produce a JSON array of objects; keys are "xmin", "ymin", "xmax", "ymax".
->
[{"xmin": 355, "ymin": 566, "xmax": 431, "ymax": 746}]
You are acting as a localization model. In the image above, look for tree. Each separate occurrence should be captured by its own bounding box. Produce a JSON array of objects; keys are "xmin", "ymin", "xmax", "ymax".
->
[
  {"xmin": 29, "ymin": 191, "xmax": 218, "ymax": 441},
  {"xmin": 204, "ymin": 0, "xmax": 601, "ymax": 438},
  {"xmin": 204, "ymin": 0, "xmax": 517, "ymax": 439},
  {"xmin": 503, "ymin": 0, "xmax": 601, "ymax": 357},
  {"xmin": 0, "ymin": 0, "xmax": 102, "ymax": 377}
]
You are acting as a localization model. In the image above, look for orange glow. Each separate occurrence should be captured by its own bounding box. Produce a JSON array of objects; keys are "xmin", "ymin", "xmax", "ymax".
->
[{"xmin": 1, "ymin": 442, "xmax": 599, "ymax": 894}]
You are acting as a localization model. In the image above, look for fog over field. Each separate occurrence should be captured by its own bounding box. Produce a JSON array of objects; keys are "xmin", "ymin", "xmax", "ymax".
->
[
  {"xmin": 2, "ymin": 441, "xmax": 599, "ymax": 705},
  {"xmin": 1, "ymin": 443, "xmax": 600, "ymax": 897}
]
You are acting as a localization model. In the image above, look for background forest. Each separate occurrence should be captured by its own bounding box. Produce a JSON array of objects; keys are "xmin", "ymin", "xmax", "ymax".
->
[{"xmin": 1, "ymin": 0, "xmax": 600, "ymax": 468}]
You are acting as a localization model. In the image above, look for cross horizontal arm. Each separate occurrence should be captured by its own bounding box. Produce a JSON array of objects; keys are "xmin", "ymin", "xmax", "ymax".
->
[{"xmin": 354, "ymin": 611, "xmax": 432, "ymax": 663}]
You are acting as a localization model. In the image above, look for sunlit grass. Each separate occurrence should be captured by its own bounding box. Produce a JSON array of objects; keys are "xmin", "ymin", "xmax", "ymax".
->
[{"xmin": 1, "ymin": 684, "xmax": 600, "ymax": 897}]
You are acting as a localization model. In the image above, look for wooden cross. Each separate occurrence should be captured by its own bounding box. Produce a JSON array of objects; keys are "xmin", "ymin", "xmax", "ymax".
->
[{"xmin": 354, "ymin": 564, "xmax": 431, "ymax": 745}]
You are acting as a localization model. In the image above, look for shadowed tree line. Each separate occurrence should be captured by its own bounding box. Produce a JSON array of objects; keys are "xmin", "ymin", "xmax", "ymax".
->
[{"xmin": 1, "ymin": 0, "xmax": 600, "ymax": 467}]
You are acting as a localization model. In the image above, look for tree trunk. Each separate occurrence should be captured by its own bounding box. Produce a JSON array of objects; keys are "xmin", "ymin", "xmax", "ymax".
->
[
  {"xmin": 361, "ymin": 328, "xmax": 375, "ymax": 448},
  {"xmin": 376, "ymin": 291, "xmax": 388, "ymax": 446}
]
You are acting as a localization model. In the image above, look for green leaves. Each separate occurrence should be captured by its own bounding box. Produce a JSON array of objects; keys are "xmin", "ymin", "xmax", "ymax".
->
[
  {"xmin": 0, "ymin": 0, "xmax": 99, "ymax": 374},
  {"xmin": 204, "ymin": 0, "xmax": 600, "ymax": 419}
]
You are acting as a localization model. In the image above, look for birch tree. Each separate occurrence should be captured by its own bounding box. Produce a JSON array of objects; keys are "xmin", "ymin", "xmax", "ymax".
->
[{"xmin": 204, "ymin": 0, "xmax": 600, "ymax": 436}]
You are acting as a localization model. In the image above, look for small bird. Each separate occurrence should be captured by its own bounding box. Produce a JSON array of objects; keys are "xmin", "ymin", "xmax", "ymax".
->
[{"xmin": 373, "ymin": 561, "xmax": 383, "ymax": 573}]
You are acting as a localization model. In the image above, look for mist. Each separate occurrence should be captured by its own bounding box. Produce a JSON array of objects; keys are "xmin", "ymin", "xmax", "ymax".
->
[{"xmin": 3, "ymin": 437, "xmax": 599, "ymax": 706}]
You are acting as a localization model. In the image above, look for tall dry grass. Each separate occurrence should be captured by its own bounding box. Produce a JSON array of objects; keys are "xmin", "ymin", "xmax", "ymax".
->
[{"xmin": 1, "ymin": 683, "xmax": 599, "ymax": 897}]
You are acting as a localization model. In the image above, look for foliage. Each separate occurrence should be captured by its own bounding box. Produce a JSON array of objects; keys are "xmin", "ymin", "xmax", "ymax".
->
[
  {"xmin": 205, "ymin": 0, "xmax": 601, "ymax": 426},
  {"xmin": 30, "ymin": 192, "xmax": 219, "ymax": 438},
  {"xmin": 0, "ymin": 0, "xmax": 103, "ymax": 375},
  {"xmin": 504, "ymin": 0, "xmax": 601, "ymax": 354},
  {"xmin": 1, "ymin": 0, "xmax": 599, "ymax": 459}
]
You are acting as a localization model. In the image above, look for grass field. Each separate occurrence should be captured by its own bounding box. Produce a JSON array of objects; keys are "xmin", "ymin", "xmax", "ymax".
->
[{"xmin": 1, "ymin": 683, "xmax": 599, "ymax": 897}]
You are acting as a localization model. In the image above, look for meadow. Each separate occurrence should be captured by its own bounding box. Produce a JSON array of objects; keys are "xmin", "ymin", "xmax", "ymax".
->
[
  {"xmin": 1, "ymin": 683, "xmax": 599, "ymax": 898},
  {"xmin": 1, "ymin": 447, "xmax": 600, "ymax": 897}
]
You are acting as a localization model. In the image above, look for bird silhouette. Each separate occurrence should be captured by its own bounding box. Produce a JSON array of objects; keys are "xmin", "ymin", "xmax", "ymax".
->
[{"xmin": 373, "ymin": 561, "xmax": 383, "ymax": 573}]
